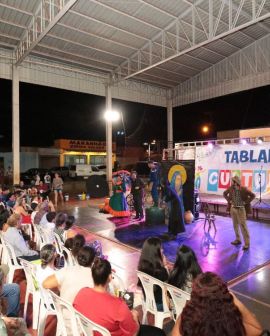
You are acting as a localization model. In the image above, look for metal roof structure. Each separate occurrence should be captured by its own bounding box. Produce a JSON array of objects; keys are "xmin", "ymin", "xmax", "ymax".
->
[{"xmin": 0, "ymin": 0, "xmax": 270, "ymax": 107}]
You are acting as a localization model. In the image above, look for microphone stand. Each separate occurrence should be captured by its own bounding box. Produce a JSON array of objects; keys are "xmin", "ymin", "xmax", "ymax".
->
[{"xmin": 253, "ymin": 167, "xmax": 270, "ymax": 209}]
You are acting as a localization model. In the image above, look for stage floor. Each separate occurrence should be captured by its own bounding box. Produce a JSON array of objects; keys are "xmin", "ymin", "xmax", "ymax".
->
[{"xmin": 60, "ymin": 199, "xmax": 270, "ymax": 329}]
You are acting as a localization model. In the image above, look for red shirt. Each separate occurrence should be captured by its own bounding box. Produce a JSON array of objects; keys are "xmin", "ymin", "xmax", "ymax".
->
[{"xmin": 73, "ymin": 288, "xmax": 138, "ymax": 336}]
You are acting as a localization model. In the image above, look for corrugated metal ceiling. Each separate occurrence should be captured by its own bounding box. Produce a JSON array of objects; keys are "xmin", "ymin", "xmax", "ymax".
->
[{"xmin": 0, "ymin": 0, "xmax": 269, "ymax": 89}]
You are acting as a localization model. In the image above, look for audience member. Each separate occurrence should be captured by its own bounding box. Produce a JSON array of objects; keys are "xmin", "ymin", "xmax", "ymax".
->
[
  {"xmin": 64, "ymin": 215, "xmax": 76, "ymax": 239},
  {"xmin": 137, "ymin": 237, "xmax": 169, "ymax": 310},
  {"xmin": 0, "ymin": 265, "xmax": 20, "ymax": 317},
  {"xmin": 36, "ymin": 244, "xmax": 57, "ymax": 286},
  {"xmin": 168, "ymin": 245, "xmax": 202, "ymax": 293},
  {"xmin": 3, "ymin": 214, "xmax": 39, "ymax": 261},
  {"xmin": 172, "ymin": 272, "xmax": 262, "ymax": 336},
  {"xmin": 54, "ymin": 212, "xmax": 67, "ymax": 242},
  {"xmin": 0, "ymin": 267, "xmax": 30, "ymax": 335},
  {"xmin": 43, "ymin": 246, "xmax": 95, "ymax": 304},
  {"xmin": 0, "ymin": 204, "xmax": 9, "ymax": 230},
  {"xmin": 30, "ymin": 201, "xmax": 39, "ymax": 223},
  {"xmin": 71, "ymin": 234, "xmax": 85, "ymax": 259},
  {"xmin": 74, "ymin": 258, "xmax": 166, "ymax": 336},
  {"xmin": 33, "ymin": 199, "xmax": 54, "ymax": 225}
]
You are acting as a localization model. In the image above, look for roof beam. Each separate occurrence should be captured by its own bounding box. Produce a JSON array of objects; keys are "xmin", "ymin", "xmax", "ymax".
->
[
  {"xmin": 15, "ymin": 0, "xmax": 78, "ymax": 65},
  {"xmin": 113, "ymin": 0, "xmax": 270, "ymax": 82}
]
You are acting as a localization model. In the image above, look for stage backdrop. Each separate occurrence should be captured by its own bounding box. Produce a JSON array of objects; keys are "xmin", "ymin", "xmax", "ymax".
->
[
  {"xmin": 160, "ymin": 160, "xmax": 195, "ymax": 212},
  {"xmin": 195, "ymin": 144, "xmax": 270, "ymax": 199}
]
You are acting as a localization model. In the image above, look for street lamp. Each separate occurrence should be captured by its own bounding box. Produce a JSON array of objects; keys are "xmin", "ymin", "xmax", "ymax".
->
[
  {"xmin": 104, "ymin": 110, "xmax": 120, "ymax": 122},
  {"xmin": 143, "ymin": 140, "xmax": 156, "ymax": 160}
]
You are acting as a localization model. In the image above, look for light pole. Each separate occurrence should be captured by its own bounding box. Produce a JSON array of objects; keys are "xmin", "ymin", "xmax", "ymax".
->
[
  {"xmin": 143, "ymin": 140, "xmax": 156, "ymax": 160},
  {"xmin": 104, "ymin": 109, "xmax": 120, "ymax": 195}
]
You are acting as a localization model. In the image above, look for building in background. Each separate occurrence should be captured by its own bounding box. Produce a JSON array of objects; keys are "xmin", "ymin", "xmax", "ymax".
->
[{"xmin": 54, "ymin": 139, "xmax": 116, "ymax": 166}]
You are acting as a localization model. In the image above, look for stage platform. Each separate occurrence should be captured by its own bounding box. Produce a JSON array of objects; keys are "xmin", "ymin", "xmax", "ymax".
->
[{"xmin": 59, "ymin": 198, "xmax": 270, "ymax": 329}]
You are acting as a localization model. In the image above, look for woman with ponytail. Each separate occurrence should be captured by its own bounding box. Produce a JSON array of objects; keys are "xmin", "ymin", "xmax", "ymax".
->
[{"xmin": 36, "ymin": 244, "xmax": 57, "ymax": 286}]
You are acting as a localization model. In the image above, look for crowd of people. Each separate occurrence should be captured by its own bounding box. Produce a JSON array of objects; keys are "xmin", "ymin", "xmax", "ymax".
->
[{"xmin": 0, "ymin": 167, "xmax": 267, "ymax": 336}]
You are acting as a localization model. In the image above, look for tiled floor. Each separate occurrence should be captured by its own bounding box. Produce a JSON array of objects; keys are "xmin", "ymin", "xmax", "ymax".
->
[
  {"xmin": 57, "ymin": 198, "xmax": 270, "ymax": 330},
  {"xmin": 229, "ymin": 264, "xmax": 270, "ymax": 329}
]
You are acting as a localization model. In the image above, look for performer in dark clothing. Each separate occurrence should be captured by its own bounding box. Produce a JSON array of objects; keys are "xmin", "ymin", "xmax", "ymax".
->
[
  {"xmin": 148, "ymin": 161, "xmax": 159, "ymax": 207},
  {"xmin": 130, "ymin": 171, "xmax": 145, "ymax": 219},
  {"xmin": 165, "ymin": 172, "xmax": 186, "ymax": 236}
]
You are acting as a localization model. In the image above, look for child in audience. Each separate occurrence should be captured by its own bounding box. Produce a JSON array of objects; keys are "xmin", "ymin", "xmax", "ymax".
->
[{"xmin": 172, "ymin": 272, "xmax": 262, "ymax": 336}]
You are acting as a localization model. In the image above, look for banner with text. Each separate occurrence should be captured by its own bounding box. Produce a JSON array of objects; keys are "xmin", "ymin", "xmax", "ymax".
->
[{"xmin": 195, "ymin": 144, "xmax": 270, "ymax": 199}]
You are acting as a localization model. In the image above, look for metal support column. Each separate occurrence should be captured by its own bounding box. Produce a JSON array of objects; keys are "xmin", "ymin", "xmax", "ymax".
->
[
  {"xmin": 12, "ymin": 65, "xmax": 20, "ymax": 185},
  {"xmin": 167, "ymin": 89, "xmax": 173, "ymax": 160},
  {"xmin": 105, "ymin": 84, "xmax": 113, "ymax": 195}
]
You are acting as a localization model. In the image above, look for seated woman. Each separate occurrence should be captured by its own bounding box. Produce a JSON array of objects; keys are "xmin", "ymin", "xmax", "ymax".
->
[
  {"xmin": 43, "ymin": 246, "xmax": 96, "ymax": 306},
  {"xmin": 104, "ymin": 175, "xmax": 130, "ymax": 217},
  {"xmin": 63, "ymin": 215, "xmax": 77, "ymax": 240},
  {"xmin": 168, "ymin": 245, "xmax": 202, "ymax": 293},
  {"xmin": 13, "ymin": 197, "xmax": 31, "ymax": 224},
  {"xmin": 74, "ymin": 258, "xmax": 166, "ymax": 336},
  {"xmin": 172, "ymin": 272, "xmax": 262, "ymax": 336},
  {"xmin": 53, "ymin": 212, "xmax": 67, "ymax": 242},
  {"xmin": 137, "ymin": 237, "xmax": 169, "ymax": 310},
  {"xmin": 3, "ymin": 214, "xmax": 39, "ymax": 261},
  {"xmin": 36, "ymin": 244, "xmax": 57, "ymax": 286}
]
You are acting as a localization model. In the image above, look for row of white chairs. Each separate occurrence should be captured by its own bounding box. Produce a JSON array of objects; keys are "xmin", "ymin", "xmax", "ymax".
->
[
  {"xmin": 137, "ymin": 271, "xmax": 191, "ymax": 328},
  {"xmin": 19, "ymin": 258, "xmax": 111, "ymax": 336}
]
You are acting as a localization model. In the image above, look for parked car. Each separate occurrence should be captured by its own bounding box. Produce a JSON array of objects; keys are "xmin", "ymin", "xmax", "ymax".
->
[
  {"xmin": 49, "ymin": 166, "xmax": 70, "ymax": 179},
  {"xmin": 20, "ymin": 168, "xmax": 48, "ymax": 185},
  {"xmin": 96, "ymin": 165, "xmax": 106, "ymax": 172},
  {"xmin": 69, "ymin": 164, "xmax": 106, "ymax": 179}
]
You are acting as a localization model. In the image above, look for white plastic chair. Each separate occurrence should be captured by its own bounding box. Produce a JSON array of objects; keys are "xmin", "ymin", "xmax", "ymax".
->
[
  {"xmin": 166, "ymin": 283, "xmax": 190, "ymax": 321},
  {"xmin": 21, "ymin": 223, "xmax": 33, "ymax": 240},
  {"xmin": 62, "ymin": 246, "xmax": 77, "ymax": 267},
  {"xmin": 53, "ymin": 232, "xmax": 64, "ymax": 255},
  {"xmin": 19, "ymin": 258, "xmax": 41, "ymax": 329},
  {"xmin": 49, "ymin": 290, "xmax": 81, "ymax": 336},
  {"xmin": 75, "ymin": 310, "xmax": 111, "ymax": 336},
  {"xmin": 137, "ymin": 270, "xmax": 172, "ymax": 328},
  {"xmin": 19, "ymin": 259, "xmax": 58, "ymax": 335},
  {"xmin": 37, "ymin": 287, "xmax": 59, "ymax": 336},
  {"xmin": 1, "ymin": 238, "xmax": 23, "ymax": 283},
  {"xmin": 33, "ymin": 224, "xmax": 47, "ymax": 250}
]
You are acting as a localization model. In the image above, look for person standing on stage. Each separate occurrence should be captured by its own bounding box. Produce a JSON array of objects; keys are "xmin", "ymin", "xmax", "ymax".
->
[
  {"xmin": 223, "ymin": 176, "xmax": 255, "ymax": 251},
  {"xmin": 130, "ymin": 171, "xmax": 145, "ymax": 220},
  {"xmin": 148, "ymin": 161, "xmax": 159, "ymax": 207}
]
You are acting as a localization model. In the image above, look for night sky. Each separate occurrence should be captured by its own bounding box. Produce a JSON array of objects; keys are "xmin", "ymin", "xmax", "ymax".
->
[{"xmin": 0, "ymin": 78, "xmax": 269, "ymax": 148}]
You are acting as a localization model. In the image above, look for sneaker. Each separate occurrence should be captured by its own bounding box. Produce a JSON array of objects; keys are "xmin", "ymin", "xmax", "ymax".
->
[
  {"xmin": 242, "ymin": 245, "xmax": 250, "ymax": 250},
  {"xmin": 231, "ymin": 240, "xmax": 241, "ymax": 245}
]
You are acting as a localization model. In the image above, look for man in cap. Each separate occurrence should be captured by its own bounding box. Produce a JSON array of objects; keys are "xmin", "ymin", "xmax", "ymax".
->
[{"xmin": 223, "ymin": 176, "xmax": 255, "ymax": 250}]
